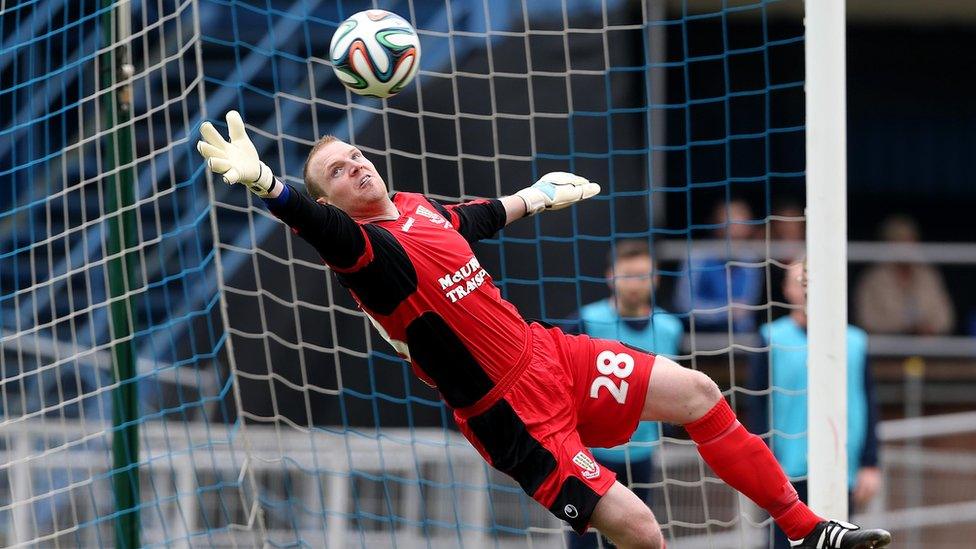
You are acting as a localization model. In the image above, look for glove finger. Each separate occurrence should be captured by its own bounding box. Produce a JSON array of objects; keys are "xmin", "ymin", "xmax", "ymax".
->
[
  {"xmin": 200, "ymin": 121, "xmax": 230, "ymax": 149},
  {"xmin": 227, "ymin": 109, "xmax": 262, "ymax": 158},
  {"xmin": 547, "ymin": 181, "xmax": 599, "ymax": 210},
  {"xmin": 548, "ymin": 184, "xmax": 579, "ymax": 210},
  {"xmin": 221, "ymin": 168, "xmax": 241, "ymax": 185},
  {"xmin": 207, "ymin": 157, "xmax": 234, "ymax": 174},
  {"xmin": 580, "ymin": 182, "xmax": 601, "ymax": 200},
  {"xmin": 226, "ymin": 110, "xmax": 250, "ymax": 144},
  {"xmin": 197, "ymin": 141, "xmax": 223, "ymax": 159},
  {"xmin": 539, "ymin": 171, "xmax": 574, "ymax": 185}
]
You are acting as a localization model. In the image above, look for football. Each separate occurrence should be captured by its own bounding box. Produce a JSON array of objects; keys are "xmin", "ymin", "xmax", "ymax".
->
[{"xmin": 329, "ymin": 10, "xmax": 421, "ymax": 99}]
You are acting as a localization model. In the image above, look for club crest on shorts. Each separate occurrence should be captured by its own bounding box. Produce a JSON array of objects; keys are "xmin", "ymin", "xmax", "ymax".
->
[{"xmin": 573, "ymin": 451, "xmax": 600, "ymax": 479}]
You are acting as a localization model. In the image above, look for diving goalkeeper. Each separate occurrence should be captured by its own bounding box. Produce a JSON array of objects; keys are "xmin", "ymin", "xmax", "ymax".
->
[{"xmin": 197, "ymin": 111, "xmax": 891, "ymax": 549}]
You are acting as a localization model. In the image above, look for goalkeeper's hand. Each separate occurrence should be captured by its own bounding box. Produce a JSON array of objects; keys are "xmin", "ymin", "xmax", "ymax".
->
[
  {"xmin": 514, "ymin": 172, "xmax": 601, "ymax": 215},
  {"xmin": 196, "ymin": 110, "xmax": 278, "ymax": 197}
]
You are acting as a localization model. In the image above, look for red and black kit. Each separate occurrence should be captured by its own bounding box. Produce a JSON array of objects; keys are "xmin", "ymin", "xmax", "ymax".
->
[{"xmin": 264, "ymin": 183, "xmax": 657, "ymax": 533}]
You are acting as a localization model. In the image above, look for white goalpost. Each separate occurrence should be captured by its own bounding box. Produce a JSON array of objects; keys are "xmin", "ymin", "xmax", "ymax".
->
[{"xmin": 804, "ymin": 0, "xmax": 850, "ymax": 520}]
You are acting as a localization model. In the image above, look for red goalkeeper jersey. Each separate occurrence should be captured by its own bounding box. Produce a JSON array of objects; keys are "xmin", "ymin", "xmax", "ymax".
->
[{"xmin": 265, "ymin": 183, "xmax": 531, "ymax": 411}]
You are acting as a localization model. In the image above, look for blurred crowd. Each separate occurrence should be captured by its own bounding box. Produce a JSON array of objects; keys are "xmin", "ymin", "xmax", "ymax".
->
[{"xmin": 669, "ymin": 200, "xmax": 957, "ymax": 338}]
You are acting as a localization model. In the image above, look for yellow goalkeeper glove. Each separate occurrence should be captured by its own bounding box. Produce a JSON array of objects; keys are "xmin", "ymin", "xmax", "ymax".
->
[
  {"xmin": 196, "ymin": 110, "xmax": 278, "ymax": 197},
  {"xmin": 515, "ymin": 172, "xmax": 601, "ymax": 215}
]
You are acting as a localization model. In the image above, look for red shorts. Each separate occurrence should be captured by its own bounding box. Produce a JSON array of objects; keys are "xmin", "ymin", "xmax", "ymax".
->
[{"xmin": 454, "ymin": 322, "xmax": 656, "ymax": 534}]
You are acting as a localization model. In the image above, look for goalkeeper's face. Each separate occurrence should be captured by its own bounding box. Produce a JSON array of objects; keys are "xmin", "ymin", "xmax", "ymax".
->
[{"xmin": 311, "ymin": 140, "xmax": 389, "ymax": 216}]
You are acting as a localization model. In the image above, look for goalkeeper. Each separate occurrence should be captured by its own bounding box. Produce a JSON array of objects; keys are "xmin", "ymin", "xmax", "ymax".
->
[{"xmin": 197, "ymin": 111, "xmax": 891, "ymax": 549}]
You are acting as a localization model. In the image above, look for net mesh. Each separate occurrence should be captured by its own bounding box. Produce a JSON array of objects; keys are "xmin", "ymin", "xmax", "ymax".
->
[
  {"xmin": 3, "ymin": 0, "xmax": 972, "ymax": 548},
  {"xmin": 1, "ymin": 0, "xmax": 232, "ymax": 546}
]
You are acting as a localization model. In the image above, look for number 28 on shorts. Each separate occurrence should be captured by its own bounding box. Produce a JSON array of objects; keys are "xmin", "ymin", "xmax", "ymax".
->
[{"xmin": 589, "ymin": 350, "xmax": 634, "ymax": 404}]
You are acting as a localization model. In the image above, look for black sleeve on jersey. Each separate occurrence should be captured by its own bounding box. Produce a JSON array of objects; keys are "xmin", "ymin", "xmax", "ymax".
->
[
  {"xmin": 430, "ymin": 198, "xmax": 507, "ymax": 244},
  {"xmin": 263, "ymin": 183, "xmax": 366, "ymax": 270}
]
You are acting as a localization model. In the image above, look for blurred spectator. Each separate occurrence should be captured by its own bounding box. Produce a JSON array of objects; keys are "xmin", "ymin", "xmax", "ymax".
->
[
  {"xmin": 769, "ymin": 199, "xmax": 805, "ymax": 316},
  {"xmin": 566, "ymin": 240, "xmax": 683, "ymax": 549},
  {"xmin": 747, "ymin": 261, "xmax": 881, "ymax": 549},
  {"xmin": 770, "ymin": 198, "xmax": 805, "ymax": 259},
  {"xmin": 675, "ymin": 199, "xmax": 764, "ymax": 332},
  {"xmin": 855, "ymin": 215, "xmax": 955, "ymax": 335}
]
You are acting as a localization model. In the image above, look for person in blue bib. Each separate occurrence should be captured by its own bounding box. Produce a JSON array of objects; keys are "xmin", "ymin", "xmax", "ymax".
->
[
  {"xmin": 747, "ymin": 260, "xmax": 882, "ymax": 549},
  {"xmin": 566, "ymin": 240, "xmax": 684, "ymax": 549}
]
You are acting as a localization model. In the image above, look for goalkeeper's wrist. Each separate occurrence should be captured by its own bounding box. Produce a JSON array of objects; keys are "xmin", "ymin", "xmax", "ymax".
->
[
  {"xmin": 247, "ymin": 162, "xmax": 278, "ymax": 197},
  {"xmin": 262, "ymin": 178, "xmax": 290, "ymax": 208},
  {"xmin": 514, "ymin": 187, "xmax": 548, "ymax": 216}
]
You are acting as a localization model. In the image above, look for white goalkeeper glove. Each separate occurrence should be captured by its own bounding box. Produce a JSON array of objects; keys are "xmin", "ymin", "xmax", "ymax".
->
[
  {"xmin": 514, "ymin": 172, "xmax": 601, "ymax": 215},
  {"xmin": 196, "ymin": 110, "xmax": 278, "ymax": 197}
]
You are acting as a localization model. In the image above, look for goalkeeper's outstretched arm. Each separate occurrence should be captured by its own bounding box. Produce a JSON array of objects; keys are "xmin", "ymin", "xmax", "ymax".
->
[
  {"xmin": 426, "ymin": 172, "xmax": 602, "ymax": 244},
  {"xmin": 196, "ymin": 110, "xmax": 600, "ymax": 253},
  {"xmin": 197, "ymin": 110, "xmax": 368, "ymax": 270}
]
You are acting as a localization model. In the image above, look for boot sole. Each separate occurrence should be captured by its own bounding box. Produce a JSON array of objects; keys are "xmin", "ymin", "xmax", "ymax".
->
[{"xmin": 853, "ymin": 530, "xmax": 892, "ymax": 548}]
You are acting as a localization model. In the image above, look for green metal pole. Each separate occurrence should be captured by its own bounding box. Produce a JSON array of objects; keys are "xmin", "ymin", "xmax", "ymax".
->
[{"xmin": 100, "ymin": 1, "xmax": 140, "ymax": 547}]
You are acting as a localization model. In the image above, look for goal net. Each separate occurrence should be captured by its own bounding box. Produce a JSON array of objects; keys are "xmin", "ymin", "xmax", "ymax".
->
[{"xmin": 2, "ymin": 0, "xmax": 965, "ymax": 548}]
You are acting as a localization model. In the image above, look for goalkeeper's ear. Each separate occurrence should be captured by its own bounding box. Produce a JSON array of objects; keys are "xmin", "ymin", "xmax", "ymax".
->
[{"xmin": 305, "ymin": 174, "xmax": 331, "ymax": 206}]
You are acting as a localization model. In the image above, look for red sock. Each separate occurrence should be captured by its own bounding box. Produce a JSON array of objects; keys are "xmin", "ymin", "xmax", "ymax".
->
[{"xmin": 683, "ymin": 398, "xmax": 823, "ymax": 541}]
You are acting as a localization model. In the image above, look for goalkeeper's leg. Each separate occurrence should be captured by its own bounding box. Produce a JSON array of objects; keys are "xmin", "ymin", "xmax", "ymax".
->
[
  {"xmin": 588, "ymin": 481, "xmax": 664, "ymax": 548},
  {"xmin": 641, "ymin": 357, "xmax": 827, "ymax": 542}
]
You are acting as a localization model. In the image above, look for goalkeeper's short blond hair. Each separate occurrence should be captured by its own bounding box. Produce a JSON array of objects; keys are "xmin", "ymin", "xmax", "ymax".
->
[{"xmin": 303, "ymin": 134, "xmax": 340, "ymax": 200}]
